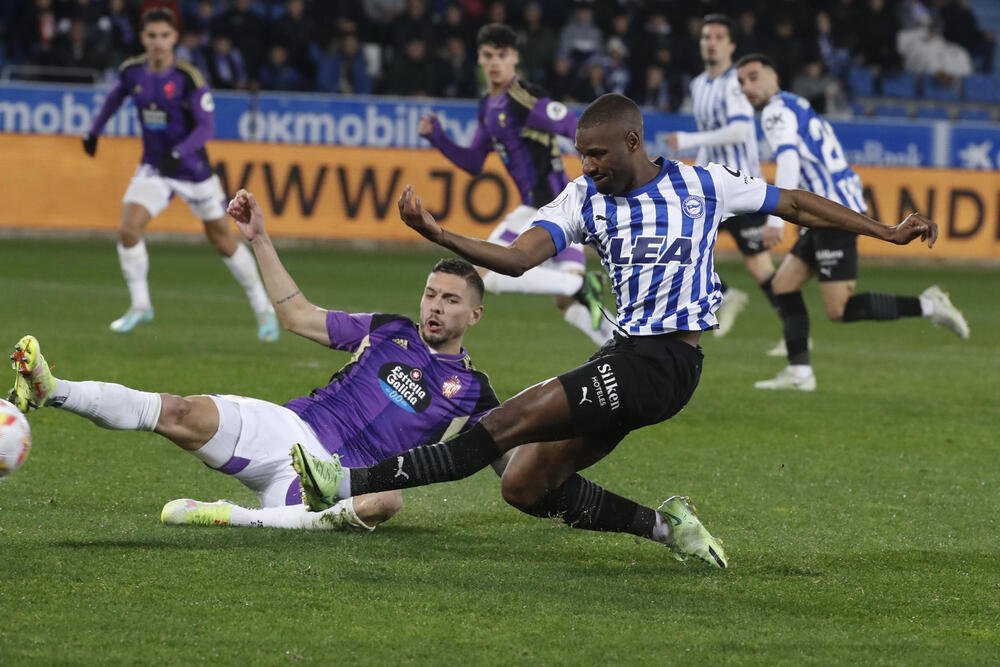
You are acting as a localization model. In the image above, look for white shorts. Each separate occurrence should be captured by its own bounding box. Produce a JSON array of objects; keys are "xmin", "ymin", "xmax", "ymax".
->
[
  {"xmin": 488, "ymin": 205, "xmax": 586, "ymax": 272},
  {"xmin": 206, "ymin": 395, "xmax": 332, "ymax": 507},
  {"xmin": 123, "ymin": 163, "xmax": 228, "ymax": 221}
]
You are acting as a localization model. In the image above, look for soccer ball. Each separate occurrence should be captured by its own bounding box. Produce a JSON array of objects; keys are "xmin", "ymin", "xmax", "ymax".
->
[{"xmin": 0, "ymin": 398, "xmax": 31, "ymax": 478}]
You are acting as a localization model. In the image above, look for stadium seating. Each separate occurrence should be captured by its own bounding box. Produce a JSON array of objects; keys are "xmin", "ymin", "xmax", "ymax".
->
[
  {"xmin": 879, "ymin": 71, "xmax": 917, "ymax": 98},
  {"xmin": 922, "ymin": 75, "xmax": 961, "ymax": 101},
  {"xmin": 963, "ymin": 74, "xmax": 1000, "ymax": 102},
  {"xmin": 873, "ymin": 103, "xmax": 910, "ymax": 118},
  {"xmin": 915, "ymin": 107, "xmax": 951, "ymax": 120},
  {"xmin": 957, "ymin": 108, "xmax": 993, "ymax": 121},
  {"xmin": 848, "ymin": 66, "xmax": 875, "ymax": 97}
]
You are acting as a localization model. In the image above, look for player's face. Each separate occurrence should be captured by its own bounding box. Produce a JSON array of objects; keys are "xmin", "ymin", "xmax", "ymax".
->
[
  {"xmin": 477, "ymin": 44, "xmax": 519, "ymax": 86},
  {"xmin": 141, "ymin": 21, "xmax": 178, "ymax": 60},
  {"xmin": 576, "ymin": 123, "xmax": 636, "ymax": 195},
  {"xmin": 737, "ymin": 62, "xmax": 778, "ymax": 109},
  {"xmin": 700, "ymin": 23, "xmax": 734, "ymax": 67},
  {"xmin": 419, "ymin": 272, "xmax": 483, "ymax": 351}
]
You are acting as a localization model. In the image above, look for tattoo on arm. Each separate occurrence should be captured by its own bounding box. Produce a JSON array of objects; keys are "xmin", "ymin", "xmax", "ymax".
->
[{"xmin": 274, "ymin": 289, "xmax": 301, "ymax": 305}]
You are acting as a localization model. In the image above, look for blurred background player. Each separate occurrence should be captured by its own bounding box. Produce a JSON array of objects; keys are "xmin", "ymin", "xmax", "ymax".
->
[
  {"xmin": 7, "ymin": 190, "xmax": 500, "ymax": 531},
  {"xmin": 736, "ymin": 54, "xmax": 970, "ymax": 392},
  {"xmin": 419, "ymin": 23, "xmax": 614, "ymax": 347},
  {"xmin": 667, "ymin": 14, "xmax": 779, "ymax": 342},
  {"xmin": 82, "ymin": 8, "xmax": 278, "ymax": 340}
]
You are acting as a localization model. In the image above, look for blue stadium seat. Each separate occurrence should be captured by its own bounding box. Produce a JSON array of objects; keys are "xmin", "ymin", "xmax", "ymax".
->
[
  {"xmin": 922, "ymin": 75, "xmax": 961, "ymax": 101},
  {"xmin": 873, "ymin": 103, "xmax": 910, "ymax": 117},
  {"xmin": 957, "ymin": 108, "xmax": 992, "ymax": 121},
  {"xmin": 849, "ymin": 102, "xmax": 868, "ymax": 117},
  {"xmin": 915, "ymin": 106, "xmax": 951, "ymax": 120},
  {"xmin": 880, "ymin": 71, "xmax": 917, "ymax": 98},
  {"xmin": 964, "ymin": 74, "xmax": 1000, "ymax": 102},
  {"xmin": 848, "ymin": 66, "xmax": 874, "ymax": 96}
]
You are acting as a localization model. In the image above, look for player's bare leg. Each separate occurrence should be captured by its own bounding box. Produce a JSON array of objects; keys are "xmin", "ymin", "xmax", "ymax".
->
[
  {"xmin": 203, "ymin": 216, "xmax": 279, "ymax": 342},
  {"xmin": 111, "ymin": 202, "xmax": 155, "ymax": 333},
  {"xmin": 818, "ymin": 279, "xmax": 857, "ymax": 321}
]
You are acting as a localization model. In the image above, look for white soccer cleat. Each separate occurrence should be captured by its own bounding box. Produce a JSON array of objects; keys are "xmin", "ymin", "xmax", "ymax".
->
[
  {"xmin": 714, "ymin": 288, "xmax": 748, "ymax": 338},
  {"xmin": 160, "ymin": 498, "xmax": 233, "ymax": 526},
  {"xmin": 921, "ymin": 286, "xmax": 969, "ymax": 339},
  {"xmin": 754, "ymin": 366, "xmax": 817, "ymax": 392},
  {"xmin": 766, "ymin": 337, "xmax": 814, "ymax": 357},
  {"xmin": 110, "ymin": 307, "xmax": 154, "ymax": 333}
]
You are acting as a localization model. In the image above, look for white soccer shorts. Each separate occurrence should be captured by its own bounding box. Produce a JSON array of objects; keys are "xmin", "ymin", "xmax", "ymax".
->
[
  {"xmin": 206, "ymin": 394, "xmax": 332, "ymax": 507},
  {"xmin": 488, "ymin": 205, "xmax": 587, "ymax": 272},
  {"xmin": 123, "ymin": 163, "xmax": 228, "ymax": 221}
]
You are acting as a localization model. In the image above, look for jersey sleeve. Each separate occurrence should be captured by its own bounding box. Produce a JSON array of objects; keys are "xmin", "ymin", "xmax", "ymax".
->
[
  {"xmin": 172, "ymin": 84, "xmax": 215, "ymax": 156},
  {"xmin": 724, "ymin": 76, "xmax": 754, "ymax": 122},
  {"xmin": 708, "ymin": 163, "xmax": 780, "ymax": 217},
  {"xmin": 761, "ymin": 103, "xmax": 799, "ymax": 157},
  {"xmin": 325, "ymin": 311, "xmax": 375, "ymax": 351},
  {"xmin": 88, "ymin": 73, "xmax": 128, "ymax": 136},
  {"xmin": 466, "ymin": 370, "xmax": 500, "ymax": 426},
  {"xmin": 528, "ymin": 182, "xmax": 588, "ymax": 253}
]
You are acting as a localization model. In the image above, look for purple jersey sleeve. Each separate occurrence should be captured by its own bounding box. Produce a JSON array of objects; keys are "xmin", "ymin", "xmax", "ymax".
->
[
  {"xmin": 524, "ymin": 98, "xmax": 577, "ymax": 139},
  {"xmin": 88, "ymin": 78, "xmax": 128, "ymax": 136},
  {"xmin": 172, "ymin": 86, "xmax": 214, "ymax": 156},
  {"xmin": 426, "ymin": 116, "xmax": 491, "ymax": 175},
  {"xmin": 326, "ymin": 311, "xmax": 375, "ymax": 351}
]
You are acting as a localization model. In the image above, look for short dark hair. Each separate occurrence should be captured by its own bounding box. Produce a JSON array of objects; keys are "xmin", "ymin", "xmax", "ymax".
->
[
  {"xmin": 142, "ymin": 7, "xmax": 177, "ymax": 29},
  {"xmin": 578, "ymin": 93, "xmax": 642, "ymax": 134},
  {"xmin": 735, "ymin": 53, "xmax": 777, "ymax": 71},
  {"xmin": 702, "ymin": 13, "xmax": 733, "ymax": 39},
  {"xmin": 432, "ymin": 258, "xmax": 485, "ymax": 302},
  {"xmin": 476, "ymin": 23, "xmax": 518, "ymax": 50}
]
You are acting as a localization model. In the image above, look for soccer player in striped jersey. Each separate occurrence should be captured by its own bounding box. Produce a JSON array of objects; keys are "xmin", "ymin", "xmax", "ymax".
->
[
  {"xmin": 82, "ymin": 9, "xmax": 278, "ymax": 341},
  {"xmin": 420, "ymin": 23, "xmax": 614, "ymax": 346},
  {"xmin": 736, "ymin": 54, "xmax": 969, "ymax": 391},
  {"xmin": 667, "ymin": 14, "xmax": 778, "ymax": 340},
  {"xmin": 292, "ymin": 94, "xmax": 939, "ymax": 568}
]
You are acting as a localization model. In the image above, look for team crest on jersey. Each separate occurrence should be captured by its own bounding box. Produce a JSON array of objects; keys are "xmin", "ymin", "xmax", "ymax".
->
[
  {"xmin": 441, "ymin": 375, "xmax": 462, "ymax": 398},
  {"xmin": 163, "ymin": 81, "xmax": 177, "ymax": 99},
  {"xmin": 378, "ymin": 363, "xmax": 430, "ymax": 413},
  {"xmin": 392, "ymin": 337, "xmax": 409, "ymax": 349},
  {"xmin": 498, "ymin": 112, "xmax": 506, "ymax": 127},
  {"xmin": 682, "ymin": 195, "xmax": 706, "ymax": 219}
]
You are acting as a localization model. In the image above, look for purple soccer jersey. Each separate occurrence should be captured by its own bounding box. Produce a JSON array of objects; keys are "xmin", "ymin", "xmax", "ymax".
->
[
  {"xmin": 284, "ymin": 312, "xmax": 500, "ymax": 468},
  {"xmin": 89, "ymin": 55, "xmax": 215, "ymax": 182},
  {"xmin": 427, "ymin": 78, "xmax": 577, "ymax": 208}
]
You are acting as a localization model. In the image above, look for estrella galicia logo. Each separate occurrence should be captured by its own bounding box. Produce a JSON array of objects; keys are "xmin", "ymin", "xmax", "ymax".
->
[
  {"xmin": 378, "ymin": 363, "xmax": 431, "ymax": 413},
  {"xmin": 682, "ymin": 195, "xmax": 705, "ymax": 219}
]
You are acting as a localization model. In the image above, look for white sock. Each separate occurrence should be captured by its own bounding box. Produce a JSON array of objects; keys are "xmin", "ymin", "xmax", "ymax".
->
[
  {"xmin": 53, "ymin": 379, "xmax": 161, "ymax": 431},
  {"xmin": 482, "ymin": 267, "xmax": 583, "ymax": 296},
  {"xmin": 229, "ymin": 499, "xmax": 374, "ymax": 531},
  {"xmin": 117, "ymin": 241, "xmax": 151, "ymax": 310},
  {"xmin": 563, "ymin": 302, "xmax": 615, "ymax": 346},
  {"xmin": 788, "ymin": 364, "xmax": 813, "ymax": 378},
  {"xmin": 222, "ymin": 242, "xmax": 271, "ymax": 315}
]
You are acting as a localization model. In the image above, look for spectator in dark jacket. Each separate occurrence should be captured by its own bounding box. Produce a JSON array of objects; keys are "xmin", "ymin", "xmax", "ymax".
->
[{"xmin": 313, "ymin": 31, "xmax": 373, "ymax": 95}]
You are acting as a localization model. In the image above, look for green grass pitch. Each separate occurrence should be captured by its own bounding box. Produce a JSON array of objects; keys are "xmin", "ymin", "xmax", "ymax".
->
[{"xmin": 0, "ymin": 238, "xmax": 997, "ymax": 665}]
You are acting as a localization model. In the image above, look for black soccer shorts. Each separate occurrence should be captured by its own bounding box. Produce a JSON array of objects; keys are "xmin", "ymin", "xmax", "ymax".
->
[
  {"xmin": 719, "ymin": 212, "xmax": 769, "ymax": 256},
  {"xmin": 558, "ymin": 332, "xmax": 703, "ymax": 436},
  {"xmin": 789, "ymin": 227, "xmax": 860, "ymax": 282}
]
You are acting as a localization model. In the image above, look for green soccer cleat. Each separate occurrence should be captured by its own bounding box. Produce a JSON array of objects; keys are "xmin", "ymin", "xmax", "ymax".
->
[
  {"xmin": 256, "ymin": 310, "xmax": 280, "ymax": 342},
  {"xmin": 110, "ymin": 306, "xmax": 154, "ymax": 333},
  {"xmin": 573, "ymin": 271, "xmax": 606, "ymax": 330},
  {"xmin": 658, "ymin": 495, "xmax": 728, "ymax": 569},
  {"xmin": 290, "ymin": 443, "xmax": 345, "ymax": 512},
  {"xmin": 9, "ymin": 335, "xmax": 57, "ymax": 413},
  {"xmin": 161, "ymin": 498, "xmax": 234, "ymax": 526}
]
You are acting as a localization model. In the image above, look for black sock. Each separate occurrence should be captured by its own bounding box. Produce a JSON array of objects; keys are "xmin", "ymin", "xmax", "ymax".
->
[
  {"xmin": 775, "ymin": 291, "xmax": 810, "ymax": 365},
  {"xmin": 349, "ymin": 422, "xmax": 500, "ymax": 495},
  {"xmin": 842, "ymin": 293, "xmax": 922, "ymax": 321},
  {"xmin": 759, "ymin": 274, "xmax": 778, "ymax": 311},
  {"xmin": 719, "ymin": 279, "xmax": 729, "ymax": 295},
  {"xmin": 514, "ymin": 474, "xmax": 657, "ymax": 539}
]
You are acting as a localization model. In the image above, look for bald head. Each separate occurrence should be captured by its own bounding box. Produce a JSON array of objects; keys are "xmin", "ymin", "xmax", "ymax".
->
[{"xmin": 578, "ymin": 93, "xmax": 643, "ymax": 136}]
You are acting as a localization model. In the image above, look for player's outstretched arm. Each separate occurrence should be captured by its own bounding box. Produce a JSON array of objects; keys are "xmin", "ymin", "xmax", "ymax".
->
[
  {"xmin": 227, "ymin": 190, "xmax": 331, "ymax": 345},
  {"xmin": 398, "ymin": 185, "xmax": 556, "ymax": 275},
  {"xmin": 773, "ymin": 189, "xmax": 938, "ymax": 247}
]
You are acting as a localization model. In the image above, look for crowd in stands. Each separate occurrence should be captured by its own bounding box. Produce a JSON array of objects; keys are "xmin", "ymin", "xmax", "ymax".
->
[{"xmin": 0, "ymin": 0, "xmax": 995, "ymax": 114}]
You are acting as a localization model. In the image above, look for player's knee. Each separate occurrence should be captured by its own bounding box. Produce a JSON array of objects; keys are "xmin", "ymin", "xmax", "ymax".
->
[
  {"xmin": 825, "ymin": 302, "xmax": 847, "ymax": 322},
  {"xmin": 156, "ymin": 394, "xmax": 196, "ymax": 428},
  {"xmin": 119, "ymin": 227, "xmax": 142, "ymax": 248},
  {"xmin": 500, "ymin": 472, "xmax": 545, "ymax": 509}
]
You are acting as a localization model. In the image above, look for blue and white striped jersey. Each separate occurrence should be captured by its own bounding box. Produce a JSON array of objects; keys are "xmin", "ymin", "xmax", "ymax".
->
[
  {"xmin": 531, "ymin": 159, "xmax": 780, "ymax": 335},
  {"xmin": 689, "ymin": 67, "xmax": 762, "ymax": 177},
  {"xmin": 761, "ymin": 91, "xmax": 865, "ymax": 213}
]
